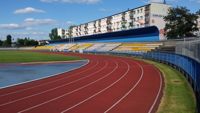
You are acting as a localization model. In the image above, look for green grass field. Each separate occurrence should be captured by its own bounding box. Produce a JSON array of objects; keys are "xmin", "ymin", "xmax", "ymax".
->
[
  {"xmin": 0, "ymin": 51, "xmax": 82, "ymax": 63},
  {"xmin": 142, "ymin": 60, "xmax": 196, "ymax": 113}
]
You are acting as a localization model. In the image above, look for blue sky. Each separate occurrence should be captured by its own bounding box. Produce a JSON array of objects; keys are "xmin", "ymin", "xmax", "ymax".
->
[{"xmin": 0, "ymin": 0, "xmax": 199, "ymax": 40}]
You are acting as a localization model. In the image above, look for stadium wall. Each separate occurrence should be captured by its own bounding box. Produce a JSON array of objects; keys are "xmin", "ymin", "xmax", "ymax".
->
[{"xmin": 143, "ymin": 52, "xmax": 200, "ymax": 113}]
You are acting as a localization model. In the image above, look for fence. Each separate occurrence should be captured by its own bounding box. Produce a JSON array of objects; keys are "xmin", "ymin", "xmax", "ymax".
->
[
  {"xmin": 143, "ymin": 52, "xmax": 200, "ymax": 113},
  {"xmin": 176, "ymin": 38, "xmax": 200, "ymax": 63}
]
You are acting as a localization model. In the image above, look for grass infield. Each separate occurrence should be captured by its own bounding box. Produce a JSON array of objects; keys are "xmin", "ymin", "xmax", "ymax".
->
[
  {"xmin": 0, "ymin": 51, "xmax": 82, "ymax": 63},
  {"xmin": 142, "ymin": 60, "xmax": 196, "ymax": 113}
]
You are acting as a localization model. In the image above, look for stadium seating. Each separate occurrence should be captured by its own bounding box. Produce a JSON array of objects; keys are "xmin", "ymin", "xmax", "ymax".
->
[
  {"xmin": 113, "ymin": 42, "xmax": 162, "ymax": 53},
  {"xmin": 78, "ymin": 43, "xmax": 93, "ymax": 50},
  {"xmin": 95, "ymin": 43, "xmax": 121, "ymax": 52},
  {"xmin": 32, "ymin": 42, "xmax": 162, "ymax": 53},
  {"xmin": 68, "ymin": 43, "xmax": 93, "ymax": 52},
  {"xmin": 85, "ymin": 43, "xmax": 105, "ymax": 52},
  {"xmin": 50, "ymin": 44, "xmax": 65, "ymax": 51},
  {"xmin": 33, "ymin": 45, "xmax": 54, "ymax": 50}
]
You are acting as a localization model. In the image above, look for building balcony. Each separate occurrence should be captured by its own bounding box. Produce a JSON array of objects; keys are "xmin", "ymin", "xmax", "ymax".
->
[
  {"xmin": 130, "ymin": 15, "xmax": 134, "ymax": 19},
  {"xmin": 121, "ymin": 20, "xmax": 127, "ymax": 25},
  {"xmin": 122, "ymin": 17, "xmax": 126, "ymax": 21},
  {"xmin": 106, "ymin": 21, "xmax": 112, "ymax": 25},
  {"xmin": 145, "ymin": 6, "xmax": 150, "ymax": 11},
  {"xmin": 121, "ymin": 24, "xmax": 127, "ymax": 29},
  {"xmin": 98, "ymin": 29, "xmax": 101, "ymax": 32}
]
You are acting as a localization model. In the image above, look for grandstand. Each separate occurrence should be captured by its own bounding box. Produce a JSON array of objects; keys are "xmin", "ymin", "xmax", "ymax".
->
[
  {"xmin": 90, "ymin": 43, "xmax": 121, "ymax": 52},
  {"xmin": 34, "ymin": 42, "xmax": 162, "ymax": 53},
  {"xmin": 33, "ymin": 45, "xmax": 54, "ymax": 50},
  {"xmin": 84, "ymin": 43, "xmax": 105, "ymax": 52},
  {"xmin": 113, "ymin": 42, "xmax": 162, "ymax": 53}
]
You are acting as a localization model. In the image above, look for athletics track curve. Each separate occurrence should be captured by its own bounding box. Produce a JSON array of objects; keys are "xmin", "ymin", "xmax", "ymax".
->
[{"xmin": 0, "ymin": 52, "xmax": 163, "ymax": 113}]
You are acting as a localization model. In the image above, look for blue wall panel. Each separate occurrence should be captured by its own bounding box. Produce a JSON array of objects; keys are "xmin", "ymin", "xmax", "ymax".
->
[
  {"xmin": 143, "ymin": 52, "xmax": 200, "ymax": 112},
  {"xmin": 49, "ymin": 26, "xmax": 159, "ymax": 44}
]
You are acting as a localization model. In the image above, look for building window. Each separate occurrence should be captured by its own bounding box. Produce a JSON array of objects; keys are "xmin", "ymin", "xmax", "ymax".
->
[
  {"xmin": 152, "ymin": 19, "xmax": 155, "ymax": 23},
  {"xmin": 140, "ymin": 9, "xmax": 143, "ymax": 13}
]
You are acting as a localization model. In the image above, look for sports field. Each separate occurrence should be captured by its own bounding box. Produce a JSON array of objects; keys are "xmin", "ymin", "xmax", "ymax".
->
[
  {"xmin": 0, "ymin": 51, "xmax": 82, "ymax": 63},
  {"xmin": 0, "ymin": 51, "xmax": 196, "ymax": 113}
]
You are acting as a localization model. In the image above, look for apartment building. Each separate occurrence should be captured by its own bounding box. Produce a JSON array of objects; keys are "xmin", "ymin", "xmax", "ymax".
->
[
  {"xmin": 50, "ymin": 28, "xmax": 67, "ymax": 39},
  {"xmin": 68, "ymin": 2, "xmax": 171, "ymax": 40},
  {"xmin": 195, "ymin": 17, "xmax": 200, "ymax": 37},
  {"xmin": 57, "ymin": 28, "xmax": 66, "ymax": 39}
]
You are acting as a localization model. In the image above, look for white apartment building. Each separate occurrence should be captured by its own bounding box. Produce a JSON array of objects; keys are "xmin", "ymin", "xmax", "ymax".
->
[
  {"xmin": 196, "ymin": 17, "xmax": 200, "ymax": 37},
  {"xmin": 56, "ymin": 28, "xmax": 66, "ymax": 39},
  {"xmin": 69, "ymin": 2, "xmax": 171, "ymax": 40}
]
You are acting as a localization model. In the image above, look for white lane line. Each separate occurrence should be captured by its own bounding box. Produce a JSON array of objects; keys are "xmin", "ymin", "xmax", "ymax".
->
[
  {"xmin": 20, "ymin": 60, "xmax": 86, "ymax": 65},
  {"xmin": 0, "ymin": 61, "xmax": 107, "ymax": 106},
  {"xmin": 0, "ymin": 60, "xmax": 97, "ymax": 97},
  {"xmin": 104, "ymin": 60, "xmax": 144, "ymax": 113},
  {"xmin": 147, "ymin": 66, "xmax": 163, "ymax": 113},
  {"xmin": 0, "ymin": 60, "xmax": 89, "ymax": 90},
  {"xmin": 18, "ymin": 60, "xmax": 118, "ymax": 113},
  {"xmin": 60, "ymin": 60, "xmax": 130, "ymax": 113}
]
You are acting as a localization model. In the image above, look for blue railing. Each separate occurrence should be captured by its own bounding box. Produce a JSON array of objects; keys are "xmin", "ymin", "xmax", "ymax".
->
[{"xmin": 143, "ymin": 52, "xmax": 200, "ymax": 112}]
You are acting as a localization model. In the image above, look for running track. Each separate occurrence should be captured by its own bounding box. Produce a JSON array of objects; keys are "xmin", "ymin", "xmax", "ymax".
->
[{"xmin": 0, "ymin": 52, "xmax": 163, "ymax": 113}]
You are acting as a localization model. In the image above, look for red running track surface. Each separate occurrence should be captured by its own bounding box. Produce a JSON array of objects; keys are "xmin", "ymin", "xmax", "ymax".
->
[{"xmin": 0, "ymin": 52, "xmax": 163, "ymax": 113}]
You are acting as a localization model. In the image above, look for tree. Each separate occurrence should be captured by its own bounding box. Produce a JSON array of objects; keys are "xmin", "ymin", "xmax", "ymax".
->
[
  {"xmin": 164, "ymin": 7, "xmax": 199, "ymax": 39},
  {"xmin": 6, "ymin": 35, "xmax": 12, "ymax": 46},
  {"xmin": 2, "ymin": 41, "xmax": 8, "ymax": 47},
  {"xmin": 0, "ymin": 40, "xmax": 3, "ymax": 46},
  {"xmin": 49, "ymin": 28, "xmax": 62, "ymax": 40},
  {"xmin": 17, "ymin": 38, "xmax": 25, "ymax": 46},
  {"xmin": 1, "ymin": 35, "xmax": 12, "ymax": 47},
  {"xmin": 16, "ymin": 38, "xmax": 38, "ymax": 47}
]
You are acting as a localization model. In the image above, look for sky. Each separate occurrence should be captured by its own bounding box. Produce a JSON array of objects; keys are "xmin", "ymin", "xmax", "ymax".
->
[{"xmin": 0, "ymin": 0, "xmax": 199, "ymax": 40}]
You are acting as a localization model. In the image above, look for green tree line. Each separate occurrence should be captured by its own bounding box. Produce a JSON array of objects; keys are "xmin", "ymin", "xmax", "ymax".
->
[
  {"xmin": 16, "ymin": 38, "xmax": 38, "ymax": 47},
  {"xmin": 0, "ymin": 35, "xmax": 38, "ymax": 47},
  {"xmin": 0, "ymin": 35, "xmax": 12, "ymax": 47}
]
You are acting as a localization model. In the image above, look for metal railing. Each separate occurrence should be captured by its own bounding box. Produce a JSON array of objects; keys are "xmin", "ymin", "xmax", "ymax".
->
[{"xmin": 176, "ymin": 38, "xmax": 200, "ymax": 63}]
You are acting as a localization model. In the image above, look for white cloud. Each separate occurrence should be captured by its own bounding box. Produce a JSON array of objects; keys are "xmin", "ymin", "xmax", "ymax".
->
[
  {"xmin": 66, "ymin": 21, "xmax": 74, "ymax": 25},
  {"xmin": 0, "ymin": 31, "xmax": 49, "ymax": 40},
  {"xmin": 98, "ymin": 8, "xmax": 116, "ymax": 12},
  {"xmin": 14, "ymin": 7, "xmax": 45, "ymax": 14},
  {"xmin": 23, "ymin": 18, "xmax": 56, "ymax": 26},
  {"xmin": 14, "ymin": 31, "xmax": 47, "ymax": 35},
  {"xmin": 189, "ymin": 0, "xmax": 200, "ymax": 3},
  {"xmin": 0, "ymin": 24, "xmax": 25, "ymax": 30},
  {"xmin": 150, "ymin": 0, "xmax": 163, "ymax": 2},
  {"xmin": 99, "ymin": 8, "xmax": 107, "ymax": 12},
  {"xmin": 0, "ymin": 18, "xmax": 57, "ymax": 30},
  {"xmin": 40, "ymin": 0, "xmax": 101, "ymax": 4},
  {"xmin": 13, "ymin": 31, "xmax": 49, "ymax": 40}
]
